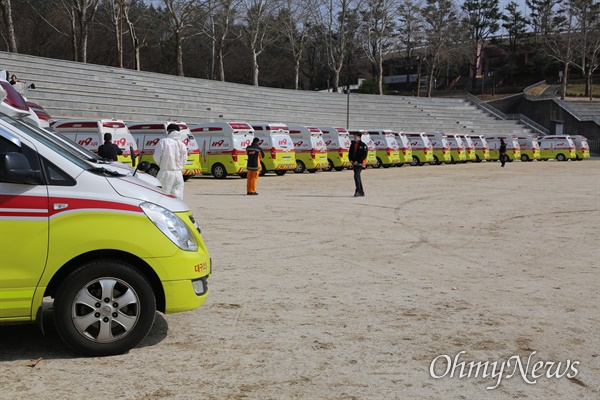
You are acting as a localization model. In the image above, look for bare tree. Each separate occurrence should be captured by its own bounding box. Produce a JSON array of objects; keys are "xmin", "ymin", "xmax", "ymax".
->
[
  {"xmin": 543, "ymin": 0, "xmax": 578, "ymax": 99},
  {"xmin": 122, "ymin": 0, "xmax": 154, "ymax": 71},
  {"xmin": 199, "ymin": 0, "xmax": 241, "ymax": 81},
  {"xmin": 360, "ymin": 0, "xmax": 398, "ymax": 95},
  {"xmin": 421, "ymin": 0, "xmax": 458, "ymax": 97},
  {"xmin": 0, "ymin": 0, "xmax": 18, "ymax": 52},
  {"xmin": 242, "ymin": 0, "xmax": 277, "ymax": 86},
  {"xmin": 526, "ymin": 0, "xmax": 558, "ymax": 42},
  {"xmin": 571, "ymin": 0, "xmax": 600, "ymax": 99},
  {"xmin": 277, "ymin": 0, "xmax": 311, "ymax": 90},
  {"xmin": 164, "ymin": 0, "xmax": 205, "ymax": 76},
  {"xmin": 312, "ymin": 0, "xmax": 362, "ymax": 92}
]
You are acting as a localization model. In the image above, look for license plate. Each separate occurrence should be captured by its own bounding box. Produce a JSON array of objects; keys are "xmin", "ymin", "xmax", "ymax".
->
[
  {"xmin": 283, "ymin": 157, "xmax": 291, "ymax": 161},
  {"xmin": 186, "ymin": 161, "xmax": 193, "ymax": 165}
]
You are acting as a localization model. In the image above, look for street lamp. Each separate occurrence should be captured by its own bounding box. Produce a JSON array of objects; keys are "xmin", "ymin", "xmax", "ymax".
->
[{"xmin": 115, "ymin": 0, "xmax": 126, "ymax": 68}]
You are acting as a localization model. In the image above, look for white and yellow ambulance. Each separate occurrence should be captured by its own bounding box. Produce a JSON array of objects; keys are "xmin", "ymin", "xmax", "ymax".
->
[
  {"xmin": 126, "ymin": 121, "xmax": 202, "ymax": 180},
  {"xmin": 515, "ymin": 134, "xmax": 541, "ymax": 162},
  {"xmin": 287, "ymin": 125, "xmax": 328, "ymax": 173},
  {"xmin": 403, "ymin": 132, "xmax": 434, "ymax": 166},
  {"xmin": 393, "ymin": 132, "xmax": 412, "ymax": 166},
  {"xmin": 469, "ymin": 134, "xmax": 490, "ymax": 162},
  {"xmin": 319, "ymin": 125, "xmax": 352, "ymax": 171},
  {"xmin": 538, "ymin": 135, "xmax": 576, "ymax": 161},
  {"xmin": 445, "ymin": 133, "xmax": 467, "ymax": 163},
  {"xmin": 0, "ymin": 107, "xmax": 210, "ymax": 357},
  {"xmin": 457, "ymin": 134, "xmax": 477, "ymax": 162},
  {"xmin": 188, "ymin": 122, "xmax": 253, "ymax": 179},
  {"xmin": 424, "ymin": 131, "xmax": 451, "ymax": 165},
  {"xmin": 250, "ymin": 122, "xmax": 296, "ymax": 175},
  {"xmin": 348, "ymin": 129, "xmax": 378, "ymax": 167},
  {"xmin": 572, "ymin": 135, "xmax": 590, "ymax": 160},
  {"xmin": 52, "ymin": 119, "xmax": 139, "ymax": 167},
  {"xmin": 368, "ymin": 129, "xmax": 401, "ymax": 168},
  {"xmin": 486, "ymin": 134, "xmax": 522, "ymax": 162}
]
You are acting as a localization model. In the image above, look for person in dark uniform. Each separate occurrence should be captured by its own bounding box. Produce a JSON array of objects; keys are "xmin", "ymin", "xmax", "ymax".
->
[
  {"xmin": 348, "ymin": 131, "xmax": 368, "ymax": 197},
  {"xmin": 98, "ymin": 133, "xmax": 123, "ymax": 161},
  {"xmin": 499, "ymin": 137, "xmax": 507, "ymax": 167},
  {"xmin": 246, "ymin": 137, "xmax": 265, "ymax": 195}
]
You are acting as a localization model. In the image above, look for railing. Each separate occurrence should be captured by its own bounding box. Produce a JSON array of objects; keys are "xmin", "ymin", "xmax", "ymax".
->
[{"xmin": 465, "ymin": 93, "xmax": 549, "ymax": 135}]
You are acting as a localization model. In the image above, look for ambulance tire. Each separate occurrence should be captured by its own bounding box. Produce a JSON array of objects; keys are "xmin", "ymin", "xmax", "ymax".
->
[
  {"xmin": 53, "ymin": 260, "xmax": 156, "ymax": 357},
  {"xmin": 382, "ymin": 164, "xmax": 390, "ymax": 168},
  {"xmin": 308, "ymin": 169, "xmax": 318, "ymax": 173},
  {"xmin": 147, "ymin": 164, "xmax": 160, "ymax": 177},
  {"xmin": 183, "ymin": 175, "xmax": 191, "ymax": 182},
  {"xmin": 556, "ymin": 154, "xmax": 566, "ymax": 161},
  {"xmin": 398, "ymin": 163, "xmax": 404, "ymax": 167},
  {"xmin": 294, "ymin": 160, "xmax": 306, "ymax": 173},
  {"xmin": 410, "ymin": 156, "xmax": 420, "ymax": 166},
  {"xmin": 334, "ymin": 166, "xmax": 345, "ymax": 171},
  {"xmin": 430, "ymin": 156, "xmax": 439, "ymax": 165},
  {"xmin": 521, "ymin": 154, "xmax": 529, "ymax": 162},
  {"xmin": 239, "ymin": 173, "xmax": 247, "ymax": 179},
  {"xmin": 212, "ymin": 163, "xmax": 228, "ymax": 179},
  {"xmin": 275, "ymin": 171, "xmax": 287, "ymax": 176},
  {"xmin": 259, "ymin": 162, "xmax": 267, "ymax": 176},
  {"xmin": 475, "ymin": 155, "xmax": 482, "ymax": 163},
  {"xmin": 450, "ymin": 157, "xmax": 456, "ymax": 164},
  {"xmin": 323, "ymin": 159, "xmax": 334, "ymax": 172},
  {"xmin": 373, "ymin": 158, "xmax": 382, "ymax": 168}
]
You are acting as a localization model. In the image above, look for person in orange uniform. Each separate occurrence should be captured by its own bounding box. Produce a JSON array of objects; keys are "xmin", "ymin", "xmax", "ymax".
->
[{"xmin": 246, "ymin": 137, "xmax": 265, "ymax": 195}]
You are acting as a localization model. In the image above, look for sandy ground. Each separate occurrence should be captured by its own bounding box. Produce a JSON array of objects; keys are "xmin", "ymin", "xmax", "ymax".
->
[{"xmin": 0, "ymin": 158, "xmax": 598, "ymax": 399}]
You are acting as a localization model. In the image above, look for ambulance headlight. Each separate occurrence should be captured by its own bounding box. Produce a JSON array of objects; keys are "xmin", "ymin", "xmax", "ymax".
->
[{"xmin": 141, "ymin": 202, "xmax": 198, "ymax": 251}]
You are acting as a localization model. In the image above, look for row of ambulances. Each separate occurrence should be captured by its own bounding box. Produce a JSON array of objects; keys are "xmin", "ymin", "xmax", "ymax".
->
[{"xmin": 0, "ymin": 84, "xmax": 211, "ymax": 356}]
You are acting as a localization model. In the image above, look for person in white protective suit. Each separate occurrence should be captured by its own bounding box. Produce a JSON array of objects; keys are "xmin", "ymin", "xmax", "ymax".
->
[{"xmin": 153, "ymin": 123, "xmax": 188, "ymax": 199}]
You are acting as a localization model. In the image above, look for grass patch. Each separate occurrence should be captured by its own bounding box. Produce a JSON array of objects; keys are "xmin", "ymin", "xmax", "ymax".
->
[
  {"xmin": 526, "ymin": 84, "xmax": 549, "ymax": 96},
  {"xmin": 565, "ymin": 83, "xmax": 600, "ymax": 98}
]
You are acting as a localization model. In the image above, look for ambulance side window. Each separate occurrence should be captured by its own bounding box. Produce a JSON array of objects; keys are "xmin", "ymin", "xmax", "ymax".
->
[{"xmin": 40, "ymin": 157, "xmax": 76, "ymax": 186}]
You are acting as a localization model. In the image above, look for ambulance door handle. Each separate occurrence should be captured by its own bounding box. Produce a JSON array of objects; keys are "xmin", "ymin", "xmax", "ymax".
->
[{"xmin": 53, "ymin": 203, "xmax": 69, "ymax": 211}]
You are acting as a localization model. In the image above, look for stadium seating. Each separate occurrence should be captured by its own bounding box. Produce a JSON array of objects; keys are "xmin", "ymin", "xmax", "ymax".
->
[{"xmin": 1, "ymin": 51, "xmax": 532, "ymax": 135}]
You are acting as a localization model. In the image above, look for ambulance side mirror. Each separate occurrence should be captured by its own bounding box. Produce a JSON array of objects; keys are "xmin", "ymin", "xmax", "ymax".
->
[
  {"xmin": 133, "ymin": 161, "xmax": 150, "ymax": 177},
  {"xmin": 130, "ymin": 146, "xmax": 136, "ymax": 168},
  {"xmin": 0, "ymin": 152, "xmax": 42, "ymax": 184}
]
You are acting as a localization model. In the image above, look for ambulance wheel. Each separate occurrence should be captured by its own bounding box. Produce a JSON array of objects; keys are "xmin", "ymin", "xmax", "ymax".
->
[
  {"xmin": 450, "ymin": 156, "xmax": 456, "ymax": 164},
  {"xmin": 308, "ymin": 169, "xmax": 317, "ymax": 173},
  {"xmin": 275, "ymin": 171, "xmax": 287, "ymax": 176},
  {"xmin": 259, "ymin": 162, "xmax": 267, "ymax": 176},
  {"xmin": 521, "ymin": 154, "xmax": 529, "ymax": 162},
  {"xmin": 382, "ymin": 164, "xmax": 390, "ymax": 168},
  {"xmin": 212, "ymin": 163, "xmax": 227, "ymax": 179},
  {"xmin": 410, "ymin": 156, "xmax": 420, "ymax": 166},
  {"xmin": 294, "ymin": 160, "xmax": 305, "ymax": 173},
  {"xmin": 53, "ymin": 260, "xmax": 156, "ymax": 356},
  {"xmin": 556, "ymin": 154, "xmax": 566, "ymax": 161},
  {"xmin": 430, "ymin": 156, "xmax": 439, "ymax": 165},
  {"xmin": 334, "ymin": 166, "xmax": 344, "ymax": 171},
  {"xmin": 475, "ymin": 155, "xmax": 482, "ymax": 163},
  {"xmin": 183, "ymin": 175, "xmax": 191, "ymax": 182},
  {"xmin": 373, "ymin": 158, "xmax": 382, "ymax": 168},
  {"xmin": 147, "ymin": 164, "xmax": 159, "ymax": 177},
  {"xmin": 239, "ymin": 173, "xmax": 247, "ymax": 179},
  {"xmin": 323, "ymin": 159, "xmax": 334, "ymax": 172}
]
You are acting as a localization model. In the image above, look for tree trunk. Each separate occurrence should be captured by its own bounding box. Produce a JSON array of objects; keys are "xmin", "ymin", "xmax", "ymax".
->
[
  {"xmin": 294, "ymin": 62, "xmax": 300, "ymax": 90},
  {"xmin": 0, "ymin": 0, "xmax": 18, "ymax": 52},
  {"xmin": 587, "ymin": 69, "xmax": 593, "ymax": 101},
  {"xmin": 176, "ymin": 30, "xmax": 184, "ymax": 76},
  {"xmin": 71, "ymin": 13, "xmax": 78, "ymax": 62},
  {"xmin": 332, "ymin": 68, "xmax": 340, "ymax": 93},
  {"xmin": 377, "ymin": 51, "xmax": 383, "ymax": 95},
  {"xmin": 252, "ymin": 51, "xmax": 259, "ymax": 86},
  {"xmin": 427, "ymin": 60, "xmax": 436, "ymax": 98},
  {"xmin": 561, "ymin": 62, "xmax": 568, "ymax": 100}
]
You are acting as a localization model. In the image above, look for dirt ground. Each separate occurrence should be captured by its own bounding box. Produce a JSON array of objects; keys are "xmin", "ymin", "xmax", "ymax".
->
[{"xmin": 1, "ymin": 158, "xmax": 598, "ymax": 399}]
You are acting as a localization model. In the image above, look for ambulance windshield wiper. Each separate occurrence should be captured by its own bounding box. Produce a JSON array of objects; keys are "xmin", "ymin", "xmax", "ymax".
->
[{"xmin": 88, "ymin": 167, "xmax": 124, "ymax": 177}]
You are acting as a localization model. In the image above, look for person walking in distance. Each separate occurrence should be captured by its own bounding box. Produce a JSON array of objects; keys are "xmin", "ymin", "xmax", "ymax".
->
[
  {"xmin": 246, "ymin": 137, "xmax": 264, "ymax": 195},
  {"xmin": 154, "ymin": 124, "xmax": 188, "ymax": 199},
  {"xmin": 98, "ymin": 133, "xmax": 123, "ymax": 161},
  {"xmin": 499, "ymin": 137, "xmax": 507, "ymax": 167},
  {"xmin": 348, "ymin": 131, "xmax": 368, "ymax": 196}
]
